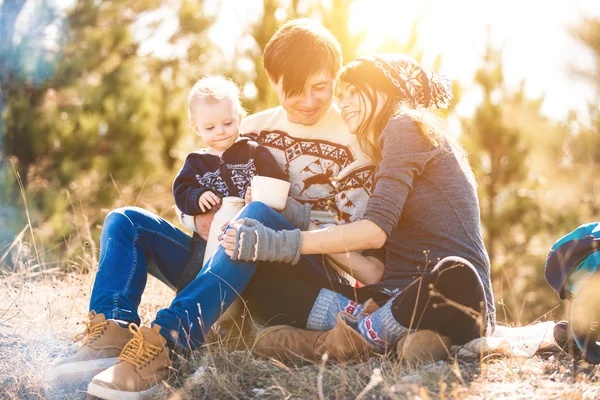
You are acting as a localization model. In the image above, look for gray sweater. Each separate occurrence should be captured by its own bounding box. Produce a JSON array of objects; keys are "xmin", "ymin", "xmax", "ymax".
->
[{"xmin": 363, "ymin": 114, "xmax": 496, "ymax": 327}]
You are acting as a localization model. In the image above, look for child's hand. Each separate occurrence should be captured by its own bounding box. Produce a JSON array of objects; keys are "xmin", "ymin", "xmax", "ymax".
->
[
  {"xmin": 198, "ymin": 191, "xmax": 221, "ymax": 212},
  {"xmin": 244, "ymin": 187, "xmax": 252, "ymax": 205}
]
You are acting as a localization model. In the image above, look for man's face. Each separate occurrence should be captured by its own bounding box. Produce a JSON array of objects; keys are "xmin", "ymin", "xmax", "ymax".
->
[{"xmin": 271, "ymin": 70, "xmax": 335, "ymax": 126}]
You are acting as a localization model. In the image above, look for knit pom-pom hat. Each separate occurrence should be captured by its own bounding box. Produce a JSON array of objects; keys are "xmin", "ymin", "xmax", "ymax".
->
[{"xmin": 355, "ymin": 53, "xmax": 453, "ymax": 109}]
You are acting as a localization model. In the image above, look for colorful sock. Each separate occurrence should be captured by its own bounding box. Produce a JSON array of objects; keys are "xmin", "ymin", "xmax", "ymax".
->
[
  {"xmin": 306, "ymin": 288, "xmax": 364, "ymax": 330},
  {"xmin": 354, "ymin": 298, "xmax": 408, "ymax": 352}
]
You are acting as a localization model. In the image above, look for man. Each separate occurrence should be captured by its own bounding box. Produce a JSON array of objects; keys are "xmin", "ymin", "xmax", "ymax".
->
[
  {"xmin": 52, "ymin": 18, "xmax": 377, "ymax": 400},
  {"xmin": 183, "ymin": 19, "xmax": 374, "ymax": 239}
]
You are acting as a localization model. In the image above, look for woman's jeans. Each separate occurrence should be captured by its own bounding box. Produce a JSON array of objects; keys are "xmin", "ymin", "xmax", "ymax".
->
[{"xmin": 89, "ymin": 202, "xmax": 330, "ymax": 349}]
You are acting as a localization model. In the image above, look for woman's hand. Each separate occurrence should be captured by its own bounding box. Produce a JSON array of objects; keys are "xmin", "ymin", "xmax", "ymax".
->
[
  {"xmin": 244, "ymin": 187, "xmax": 252, "ymax": 205},
  {"xmin": 219, "ymin": 219, "xmax": 244, "ymax": 257},
  {"xmin": 219, "ymin": 218, "xmax": 302, "ymax": 264}
]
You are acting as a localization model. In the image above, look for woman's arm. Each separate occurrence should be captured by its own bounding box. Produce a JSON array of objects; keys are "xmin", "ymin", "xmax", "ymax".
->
[
  {"xmin": 301, "ymin": 219, "xmax": 387, "ymax": 255},
  {"xmin": 221, "ymin": 218, "xmax": 387, "ymax": 284}
]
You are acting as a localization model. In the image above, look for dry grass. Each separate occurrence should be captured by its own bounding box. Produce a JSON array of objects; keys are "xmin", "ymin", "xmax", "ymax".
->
[
  {"xmin": 1, "ymin": 268, "xmax": 599, "ymax": 400},
  {"xmin": 1, "ymin": 206, "xmax": 599, "ymax": 400}
]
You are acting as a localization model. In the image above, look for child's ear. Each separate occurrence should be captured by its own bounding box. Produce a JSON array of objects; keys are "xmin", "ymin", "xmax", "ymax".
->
[{"xmin": 191, "ymin": 122, "xmax": 200, "ymax": 134}]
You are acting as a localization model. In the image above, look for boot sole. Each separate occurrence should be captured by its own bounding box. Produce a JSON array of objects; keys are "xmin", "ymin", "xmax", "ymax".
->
[
  {"xmin": 87, "ymin": 381, "xmax": 161, "ymax": 400},
  {"xmin": 52, "ymin": 357, "xmax": 119, "ymax": 384}
]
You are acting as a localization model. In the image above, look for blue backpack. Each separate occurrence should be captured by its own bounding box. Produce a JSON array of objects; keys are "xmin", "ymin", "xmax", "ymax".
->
[{"xmin": 545, "ymin": 222, "xmax": 600, "ymax": 363}]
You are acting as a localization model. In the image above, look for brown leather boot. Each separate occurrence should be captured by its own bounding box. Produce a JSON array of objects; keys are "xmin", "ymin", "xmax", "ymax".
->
[
  {"xmin": 253, "ymin": 312, "xmax": 375, "ymax": 363},
  {"xmin": 87, "ymin": 324, "xmax": 173, "ymax": 400},
  {"xmin": 52, "ymin": 311, "xmax": 133, "ymax": 384},
  {"xmin": 396, "ymin": 330, "xmax": 452, "ymax": 363},
  {"xmin": 206, "ymin": 298, "xmax": 255, "ymax": 350}
]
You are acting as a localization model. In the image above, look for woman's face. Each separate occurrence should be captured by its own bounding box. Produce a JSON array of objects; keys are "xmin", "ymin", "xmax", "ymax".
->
[{"xmin": 337, "ymin": 82, "xmax": 368, "ymax": 135}]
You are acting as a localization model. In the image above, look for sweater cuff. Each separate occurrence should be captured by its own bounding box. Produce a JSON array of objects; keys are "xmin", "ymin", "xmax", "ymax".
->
[
  {"xmin": 363, "ymin": 210, "xmax": 394, "ymax": 238},
  {"xmin": 186, "ymin": 188, "xmax": 211, "ymax": 215}
]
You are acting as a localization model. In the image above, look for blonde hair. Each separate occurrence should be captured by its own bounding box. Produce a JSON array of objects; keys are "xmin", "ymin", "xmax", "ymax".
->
[{"xmin": 188, "ymin": 76, "xmax": 247, "ymax": 123}]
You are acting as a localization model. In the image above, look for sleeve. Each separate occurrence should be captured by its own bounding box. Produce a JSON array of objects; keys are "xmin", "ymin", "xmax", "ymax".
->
[
  {"xmin": 172, "ymin": 155, "xmax": 213, "ymax": 215},
  {"xmin": 363, "ymin": 115, "xmax": 442, "ymax": 236},
  {"xmin": 254, "ymin": 144, "xmax": 288, "ymax": 181}
]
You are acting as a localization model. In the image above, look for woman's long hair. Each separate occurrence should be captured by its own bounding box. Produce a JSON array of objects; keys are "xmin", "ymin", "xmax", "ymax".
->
[{"xmin": 339, "ymin": 60, "xmax": 465, "ymax": 166}]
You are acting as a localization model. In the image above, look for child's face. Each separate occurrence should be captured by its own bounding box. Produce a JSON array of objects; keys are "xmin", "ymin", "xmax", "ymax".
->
[{"xmin": 191, "ymin": 98, "xmax": 240, "ymax": 153}]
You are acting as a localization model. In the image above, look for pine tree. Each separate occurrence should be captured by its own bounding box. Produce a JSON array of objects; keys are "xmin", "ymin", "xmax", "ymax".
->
[
  {"xmin": 0, "ymin": 0, "xmax": 218, "ymax": 251},
  {"xmin": 245, "ymin": 0, "xmax": 305, "ymax": 114},
  {"xmin": 461, "ymin": 39, "xmax": 542, "ymax": 322},
  {"xmin": 462, "ymin": 40, "xmax": 529, "ymax": 266},
  {"xmin": 569, "ymin": 17, "xmax": 600, "ymax": 169},
  {"xmin": 319, "ymin": 0, "xmax": 365, "ymax": 64}
]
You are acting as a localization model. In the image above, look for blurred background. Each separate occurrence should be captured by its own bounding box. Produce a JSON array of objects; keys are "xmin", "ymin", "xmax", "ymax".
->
[{"xmin": 1, "ymin": 0, "xmax": 599, "ymax": 326}]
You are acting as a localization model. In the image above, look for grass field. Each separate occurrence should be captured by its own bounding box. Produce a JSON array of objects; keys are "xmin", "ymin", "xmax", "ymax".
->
[{"xmin": 1, "ymin": 268, "xmax": 599, "ymax": 400}]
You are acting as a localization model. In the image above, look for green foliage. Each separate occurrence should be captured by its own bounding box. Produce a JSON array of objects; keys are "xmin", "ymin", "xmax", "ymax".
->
[
  {"xmin": 245, "ymin": 0, "xmax": 307, "ymax": 113},
  {"xmin": 0, "ymin": 0, "xmax": 217, "ymax": 260},
  {"xmin": 460, "ymin": 38, "xmax": 561, "ymax": 324},
  {"xmin": 320, "ymin": 0, "xmax": 365, "ymax": 63}
]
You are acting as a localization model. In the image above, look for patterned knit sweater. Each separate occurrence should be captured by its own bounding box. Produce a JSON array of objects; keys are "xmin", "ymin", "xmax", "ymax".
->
[
  {"xmin": 173, "ymin": 138, "xmax": 287, "ymax": 216},
  {"xmin": 240, "ymin": 105, "xmax": 375, "ymax": 226}
]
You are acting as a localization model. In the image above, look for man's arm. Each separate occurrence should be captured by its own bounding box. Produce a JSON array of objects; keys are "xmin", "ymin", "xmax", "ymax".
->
[
  {"xmin": 307, "ymin": 221, "xmax": 385, "ymax": 285},
  {"xmin": 325, "ymin": 253, "xmax": 385, "ymax": 286}
]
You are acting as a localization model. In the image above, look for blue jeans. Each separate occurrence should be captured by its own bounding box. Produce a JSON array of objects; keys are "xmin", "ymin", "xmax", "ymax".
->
[{"xmin": 89, "ymin": 202, "xmax": 328, "ymax": 349}]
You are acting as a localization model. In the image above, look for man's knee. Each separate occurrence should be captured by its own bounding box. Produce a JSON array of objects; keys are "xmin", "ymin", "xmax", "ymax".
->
[
  {"xmin": 239, "ymin": 201, "xmax": 277, "ymax": 220},
  {"xmin": 102, "ymin": 207, "xmax": 148, "ymax": 237}
]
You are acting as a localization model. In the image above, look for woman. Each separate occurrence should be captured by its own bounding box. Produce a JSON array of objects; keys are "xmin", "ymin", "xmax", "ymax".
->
[{"xmin": 221, "ymin": 53, "xmax": 496, "ymax": 360}]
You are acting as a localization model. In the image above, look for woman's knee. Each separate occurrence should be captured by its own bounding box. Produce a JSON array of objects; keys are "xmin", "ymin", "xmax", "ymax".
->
[
  {"xmin": 434, "ymin": 256, "xmax": 476, "ymax": 273},
  {"xmin": 433, "ymin": 257, "xmax": 482, "ymax": 289}
]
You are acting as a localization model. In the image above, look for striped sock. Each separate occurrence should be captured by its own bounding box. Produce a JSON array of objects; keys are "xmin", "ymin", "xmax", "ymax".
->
[
  {"xmin": 306, "ymin": 288, "xmax": 364, "ymax": 330},
  {"xmin": 355, "ymin": 298, "xmax": 408, "ymax": 352}
]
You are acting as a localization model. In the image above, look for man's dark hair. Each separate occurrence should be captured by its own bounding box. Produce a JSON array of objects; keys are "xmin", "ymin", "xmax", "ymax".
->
[{"xmin": 264, "ymin": 19, "xmax": 342, "ymax": 97}]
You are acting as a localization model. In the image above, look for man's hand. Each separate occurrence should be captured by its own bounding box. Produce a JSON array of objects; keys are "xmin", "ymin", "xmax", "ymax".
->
[
  {"xmin": 194, "ymin": 208, "xmax": 218, "ymax": 241},
  {"xmin": 198, "ymin": 191, "xmax": 221, "ymax": 212}
]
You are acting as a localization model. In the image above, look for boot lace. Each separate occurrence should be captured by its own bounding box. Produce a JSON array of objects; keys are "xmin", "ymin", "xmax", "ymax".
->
[
  {"xmin": 74, "ymin": 313, "xmax": 107, "ymax": 345},
  {"xmin": 119, "ymin": 324, "xmax": 162, "ymax": 368}
]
